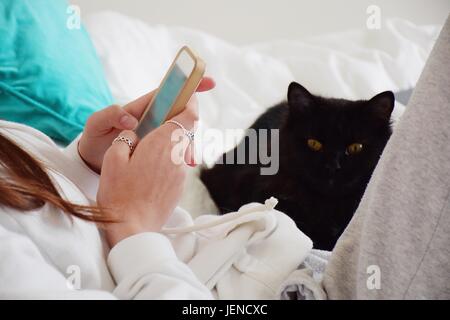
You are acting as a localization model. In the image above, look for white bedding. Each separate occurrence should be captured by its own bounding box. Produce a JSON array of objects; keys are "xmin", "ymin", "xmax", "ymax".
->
[{"xmin": 85, "ymin": 12, "xmax": 441, "ymax": 215}]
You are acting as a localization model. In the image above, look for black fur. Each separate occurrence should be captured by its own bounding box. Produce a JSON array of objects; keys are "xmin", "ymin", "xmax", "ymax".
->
[{"xmin": 201, "ymin": 82, "xmax": 394, "ymax": 250}]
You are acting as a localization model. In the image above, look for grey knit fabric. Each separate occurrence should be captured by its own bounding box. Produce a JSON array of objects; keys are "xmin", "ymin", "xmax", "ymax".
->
[{"xmin": 323, "ymin": 16, "xmax": 450, "ymax": 299}]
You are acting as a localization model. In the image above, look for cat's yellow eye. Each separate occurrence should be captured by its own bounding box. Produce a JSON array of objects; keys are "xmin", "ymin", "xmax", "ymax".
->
[
  {"xmin": 347, "ymin": 143, "xmax": 363, "ymax": 155},
  {"xmin": 307, "ymin": 139, "xmax": 323, "ymax": 152}
]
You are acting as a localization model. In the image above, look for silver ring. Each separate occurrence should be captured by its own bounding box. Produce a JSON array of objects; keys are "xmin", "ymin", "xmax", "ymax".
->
[
  {"xmin": 113, "ymin": 135, "xmax": 134, "ymax": 151},
  {"xmin": 165, "ymin": 120, "xmax": 195, "ymax": 142}
]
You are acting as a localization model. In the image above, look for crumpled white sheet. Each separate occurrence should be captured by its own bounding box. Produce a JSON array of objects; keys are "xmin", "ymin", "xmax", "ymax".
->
[{"xmin": 85, "ymin": 12, "xmax": 440, "ymax": 216}]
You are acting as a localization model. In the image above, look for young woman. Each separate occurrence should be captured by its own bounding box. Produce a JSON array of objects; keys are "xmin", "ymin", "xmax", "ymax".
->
[{"xmin": 0, "ymin": 78, "xmax": 217, "ymax": 299}]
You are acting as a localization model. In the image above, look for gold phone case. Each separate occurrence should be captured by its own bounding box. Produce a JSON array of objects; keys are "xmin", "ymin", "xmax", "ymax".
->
[{"xmin": 137, "ymin": 46, "xmax": 206, "ymax": 128}]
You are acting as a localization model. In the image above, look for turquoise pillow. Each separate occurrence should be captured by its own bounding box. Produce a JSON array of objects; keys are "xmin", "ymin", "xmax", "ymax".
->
[{"xmin": 0, "ymin": 0, "xmax": 114, "ymax": 144}]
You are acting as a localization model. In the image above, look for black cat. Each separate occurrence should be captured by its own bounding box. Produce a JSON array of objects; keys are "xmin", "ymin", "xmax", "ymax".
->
[{"xmin": 200, "ymin": 82, "xmax": 394, "ymax": 250}]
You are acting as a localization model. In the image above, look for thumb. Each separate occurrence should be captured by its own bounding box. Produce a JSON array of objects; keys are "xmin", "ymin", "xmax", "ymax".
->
[{"xmin": 87, "ymin": 105, "xmax": 139, "ymax": 136}]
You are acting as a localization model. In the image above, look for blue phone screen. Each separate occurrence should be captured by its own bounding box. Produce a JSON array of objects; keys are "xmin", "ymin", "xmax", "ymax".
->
[{"xmin": 136, "ymin": 64, "xmax": 187, "ymax": 138}]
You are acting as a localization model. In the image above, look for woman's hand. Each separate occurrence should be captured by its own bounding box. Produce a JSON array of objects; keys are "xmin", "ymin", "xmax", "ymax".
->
[
  {"xmin": 78, "ymin": 77, "xmax": 215, "ymax": 173},
  {"xmin": 97, "ymin": 97, "xmax": 200, "ymax": 247}
]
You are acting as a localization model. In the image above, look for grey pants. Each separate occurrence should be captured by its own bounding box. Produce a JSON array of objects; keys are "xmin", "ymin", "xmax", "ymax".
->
[{"xmin": 323, "ymin": 16, "xmax": 450, "ymax": 299}]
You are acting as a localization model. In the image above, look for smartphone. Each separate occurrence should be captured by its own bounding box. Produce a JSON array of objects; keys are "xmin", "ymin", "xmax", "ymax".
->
[{"xmin": 135, "ymin": 46, "xmax": 206, "ymax": 138}]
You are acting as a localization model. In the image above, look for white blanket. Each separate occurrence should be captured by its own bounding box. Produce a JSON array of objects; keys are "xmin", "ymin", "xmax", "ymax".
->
[{"xmin": 85, "ymin": 12, "xmax": 440, "ymax": 216}]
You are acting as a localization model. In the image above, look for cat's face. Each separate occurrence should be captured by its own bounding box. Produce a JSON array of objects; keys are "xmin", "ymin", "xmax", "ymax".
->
[{"xmin": 283, "ymin": 82, "xmax": 394, "ymax": 196}]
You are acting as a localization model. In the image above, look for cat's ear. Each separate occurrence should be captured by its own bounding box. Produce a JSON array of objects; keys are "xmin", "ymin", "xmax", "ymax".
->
[
  {"xmin": 367, "ymin": 91, "xmax": 395, "ymax": 122},
  {"xmin": 287, "ymin": 82, "xmax": 314, "ymax": 111}
]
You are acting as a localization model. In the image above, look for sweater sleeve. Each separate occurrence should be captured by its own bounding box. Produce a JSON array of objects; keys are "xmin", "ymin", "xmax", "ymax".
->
[
  {"xmin": 0, "ymin": 224, "xmax": 212, "ymax": 300},
  {"xmin": 61, "ymin": 135, "xmax": 100, "ymax": 202},
  {"xmin": 108, "ymin": 232, "xmax": 213, "ymax": 300}
]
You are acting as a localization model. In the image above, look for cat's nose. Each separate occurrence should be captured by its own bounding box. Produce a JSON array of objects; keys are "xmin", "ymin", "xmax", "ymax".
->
[
  {"xmin": 326, "ymin": 158, "xmax": 342, "ymax": 173},
  {"xmin": 326, "ymin": 163, "xmax": 340, "ymax": 173}
]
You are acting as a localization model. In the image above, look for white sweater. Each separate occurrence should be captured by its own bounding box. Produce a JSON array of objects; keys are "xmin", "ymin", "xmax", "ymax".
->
[
  {"xmin": 0, "ymin": 120, "xmax": 214, "ymax": 299},
  {"xmin": 0, "ymin": 120, "xmax": 316, "ymax": 299}
]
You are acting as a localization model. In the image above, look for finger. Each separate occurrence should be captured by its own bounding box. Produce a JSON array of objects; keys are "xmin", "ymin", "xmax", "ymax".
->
[
  {"xmin": 162, "ymin": 92, "xmax": 198, "ymax": 166},
  {"xmin": 122, "ymin": 90, "xmax": 156, "ymax": 120},
  {"xmin": 165, "ymin": 109, "xmax": 197, "ymax": 167},
  {"xmin": 196, "ymin": 77, "xmax": 215, "ymax": 92},
  {"xmin": 184, "ymin": 140, "xmax": 196, "ymax": 167},
  {"xmin": 106, "ymin": 130, "xmax": 139, "ymax": 164},
  {"xmin": 86, "ymin": 105, "xmax": 139, "ymax": 135},
  {"xmin": 170, "ymin": 95, "xmax": 198, "ymax": 132},
  {"xmin": 122, "ymin": 77, "xmax": 213, "ymax": 121}
]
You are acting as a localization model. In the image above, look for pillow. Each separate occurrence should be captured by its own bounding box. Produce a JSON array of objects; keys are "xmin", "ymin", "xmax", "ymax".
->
[{"xmin": 0, "ymin": 0, "xmax": 113, "ymax": 144}]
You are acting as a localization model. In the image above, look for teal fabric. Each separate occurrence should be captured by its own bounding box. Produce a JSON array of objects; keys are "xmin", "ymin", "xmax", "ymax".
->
[{"xmin": 0, "ymin": 0, "xmax": 114, "ymax": 144}]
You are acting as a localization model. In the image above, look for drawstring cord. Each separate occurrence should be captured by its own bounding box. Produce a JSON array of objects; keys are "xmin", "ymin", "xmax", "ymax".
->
[{"xmin": 161, "ymin": 197, "xmax": 278, "ymax": 235}]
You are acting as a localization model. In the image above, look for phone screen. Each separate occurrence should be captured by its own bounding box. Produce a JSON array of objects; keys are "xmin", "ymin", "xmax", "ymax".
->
[{"xmin": 136, "ymin": 51, "xmax": 195, "ymax": 138}]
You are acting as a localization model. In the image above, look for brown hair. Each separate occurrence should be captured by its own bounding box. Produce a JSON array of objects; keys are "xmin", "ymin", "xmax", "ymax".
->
[{"xmin": 0, "ymin": 132, "xmax": 108, "ymax": 222}]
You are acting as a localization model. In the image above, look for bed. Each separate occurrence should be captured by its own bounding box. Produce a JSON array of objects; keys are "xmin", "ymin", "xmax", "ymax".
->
[{"xmin": 84, "ymin": 12, "xmax": 441, "ymax": 216}]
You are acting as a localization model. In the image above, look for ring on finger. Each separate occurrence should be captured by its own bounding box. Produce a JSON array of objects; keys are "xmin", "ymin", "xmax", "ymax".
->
[
  {"xmin": 165, "ymin": 120, "xmax": 195, "ymax": 142},
  {"xmin": 112, "ymin": 135, "xmax": 135, "ymax": 151}
]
